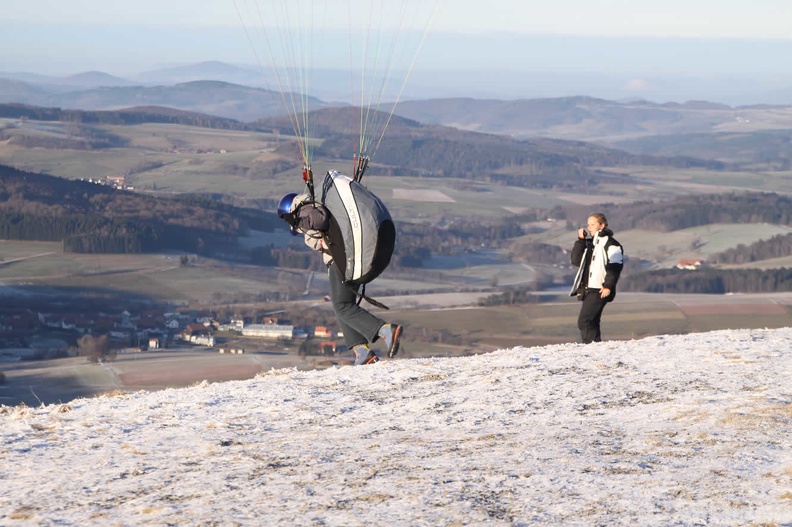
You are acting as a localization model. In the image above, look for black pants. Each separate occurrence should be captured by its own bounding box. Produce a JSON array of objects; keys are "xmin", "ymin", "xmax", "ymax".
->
[
  {"xmin": 577, "ymin": 288, "xmax": 609, "ymax": 344},
  {"xmin": 328, "ymin": 262, "xmax": 385, "ymax": 349}
]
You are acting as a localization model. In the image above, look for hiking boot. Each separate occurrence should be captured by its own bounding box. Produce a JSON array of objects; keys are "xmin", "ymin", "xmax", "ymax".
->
[
  {"xmin": 353, "ymin": 345, "xmax": 379, "ymax": 366},
  {"xmin": 378, "ymin": 324, "xmax": 403, "ymax": 358}
]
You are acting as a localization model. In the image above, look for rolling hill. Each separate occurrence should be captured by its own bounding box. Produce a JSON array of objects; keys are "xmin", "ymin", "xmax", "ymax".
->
[
  {"xmin": 253, "ymin": 106, "xmax": 724, "ymax": 185},
  {"xmin": 393, "ymin": 96, "xmax": 792, "ymax": 143},
  {"xmin": 0, "ymin": 164, "xmax": 280, "ymax": 257},
  {"xmin": 3, "ymin": 63, "xmax": 792, "ymax": 144},
  {"xmin": 1, "ymin": 103, "xmax": 725, "ymax": 191},
  {"xmin": 0, "ymin": 80, "xmax": 330, "ymax": 122}
]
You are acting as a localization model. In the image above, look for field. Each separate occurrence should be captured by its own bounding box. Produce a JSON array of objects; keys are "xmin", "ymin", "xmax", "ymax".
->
[
  {"xmin": 512, "ymin": 219, "xmax": 792, "ymax": 271},
  {"xmin": 0, "ymin": 348, "xmax": 316, "ymax": 407},
  {"xmin": 0, "ymin": 239, "xmax": 313, "ymax": 304},
  {"xmin": 387, "ymin": 291, "xmax": 792, "ymax": 348},
  {"xmin": 3, "ymin": 290, "xmax": 791, "ymax": 407},
  {"xmin": 7, "ymin": 119, "xmax": 792, "ymax": 219}
]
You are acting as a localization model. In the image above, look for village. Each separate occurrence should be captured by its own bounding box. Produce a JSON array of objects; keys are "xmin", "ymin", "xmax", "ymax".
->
[
  {"xmin": 79, "ymin": 174, "xmax": 135, "ymax": 191},
  {"xmin": 0, "ymin": 305, "xmax": 345, "ymax": 362}
]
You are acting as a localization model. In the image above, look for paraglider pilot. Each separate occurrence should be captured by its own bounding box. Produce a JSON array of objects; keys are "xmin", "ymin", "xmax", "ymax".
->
[{"xmin": 278, "ymin": 192, "xmax": 402, "ymax": 365}]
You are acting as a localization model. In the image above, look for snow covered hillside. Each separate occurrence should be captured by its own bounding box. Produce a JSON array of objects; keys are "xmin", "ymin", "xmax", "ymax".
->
[{"xmin": 2, "ymin": 328, "xmax": 791, "ymax": 526}]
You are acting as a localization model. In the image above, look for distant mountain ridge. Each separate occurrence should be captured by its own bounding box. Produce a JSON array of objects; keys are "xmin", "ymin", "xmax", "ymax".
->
[
  {"xmin": 0, "ymin": 78, "xmax": 331, "ymax": 122},
  {"xmin": 3, "ymin": 61, "xmax": 792, "ymax": 140},
  {"xmin": 393, "ymin": 96, "xmax": 792, "ymax": 143},
  {"xmin": 133, "ymin": 61, "xmax": 265, "ymax": 87},
  {"xmin": 0, "ymin": 61, "xmax": 261, "ymax": 89},
  {"xmin": 62, "ymin": 71, "xmax": 137, "ymax": 88},
  {"xmin": 252, "ymin": 106, "xmax": 724, "ymax": 186}
]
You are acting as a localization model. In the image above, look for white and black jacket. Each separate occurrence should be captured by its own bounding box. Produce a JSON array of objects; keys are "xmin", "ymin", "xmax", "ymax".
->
[{"xmin": 569, "ymin": 228, "xmax": 624, "ymax": 300}]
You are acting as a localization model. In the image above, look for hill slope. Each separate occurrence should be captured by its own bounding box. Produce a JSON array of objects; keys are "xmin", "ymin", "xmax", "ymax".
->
[
  {"xmin": 0, "ymin": 80, "xmax": 330, "ymax": 122},
  {"xmin": 0, "ymin": 164, "xmax": 280, "ymax": 255},
  {"xmin": 2, "ymin": 103, "xmax": 725, "ymax": 192},
  {"xmin": 255, "ymin": 106, "xmax": 723, "ymax": 186},
  {"xmin": 393, "ymin": 96, "xmax": 792, "ymax": 143},
  {"xmin": 1, "ymin": 328, "xmax": 790, "ymax": 526}
]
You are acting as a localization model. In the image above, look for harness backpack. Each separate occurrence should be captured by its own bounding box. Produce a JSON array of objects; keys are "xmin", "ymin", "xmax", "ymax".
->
[{"xmin": 320, "ymin": 170, "xmax": 395, "ymax": 286}]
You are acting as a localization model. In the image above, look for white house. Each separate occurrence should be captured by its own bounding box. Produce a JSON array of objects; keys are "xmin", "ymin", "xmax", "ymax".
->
[{"xmin": 241, "ymin": 324, "xmax": 294, "ymax": 339}]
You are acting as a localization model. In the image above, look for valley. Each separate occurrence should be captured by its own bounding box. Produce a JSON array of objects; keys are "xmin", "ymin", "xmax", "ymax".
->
[{"xmin": 1, "ymin": 98, "xmax": 792, "ymax": 406}]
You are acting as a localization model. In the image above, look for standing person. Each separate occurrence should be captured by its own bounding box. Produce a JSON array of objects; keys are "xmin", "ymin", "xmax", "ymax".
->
[
  {"xmin": 569, "ymin": 213, "xmax": 624, "ymax": 344},
  {"xmin": 278, "ymin": 192, "xmax": 402, "ymax": 365}
]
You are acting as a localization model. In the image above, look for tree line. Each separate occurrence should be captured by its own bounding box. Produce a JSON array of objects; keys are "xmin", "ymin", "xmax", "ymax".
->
[
  {"xmin": 709, "ymin": 232, "xmax": 792, "ymax": 265},
  {"xmin": 555, "ymin": 191, "xmax": 792, "ymax": 232},
  {"xmin": 0, "ymin": 103, "xmax": 249, "ymax": 131},
  {"xmin": 315, "ymin": 131, "xmax": 722, "ymax": 190},
  {"xmin": 621, "ymin": 268, "xmax": 792, "ymax": 294},
  {"xmin": 4, "ymin": 160, "xmax": 792, "ymax": 291},
  {"xmin": 397, "ymin": 219, "xmax": 526, "ymax": 256}
]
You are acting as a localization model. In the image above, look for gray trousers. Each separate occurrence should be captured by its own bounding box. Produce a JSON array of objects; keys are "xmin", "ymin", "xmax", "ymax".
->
[{"xmin": 328, "ymin": 262, "xmax": 384, "ymax": 349}]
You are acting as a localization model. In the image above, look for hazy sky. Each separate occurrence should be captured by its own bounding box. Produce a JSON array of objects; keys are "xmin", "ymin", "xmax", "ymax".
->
[
  {"xmin": 2, "ymin": 0, "xmax": 792, "ymax": 104},
  {"xmin": 4, "ymin": 0, "xmax": 792, "ymax": 38},
  {"xmin": 3, "ymin": 0, "xmax": 792, "ymax": 72}
]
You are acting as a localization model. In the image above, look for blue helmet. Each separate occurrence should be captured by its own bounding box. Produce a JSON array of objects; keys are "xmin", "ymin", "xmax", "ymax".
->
[
  {"xmin": 277, "ymin": 192, "xmax": 299, "ymax": 236},
  {"xmin": 277, "ymin": 192, "xmax": 298, "ymax": 218}
]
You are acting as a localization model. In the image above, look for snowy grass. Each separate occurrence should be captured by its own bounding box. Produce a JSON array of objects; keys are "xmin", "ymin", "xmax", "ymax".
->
[{"xmin": 1, "ymin": 328, "xmax": 791, "ymax": 526}]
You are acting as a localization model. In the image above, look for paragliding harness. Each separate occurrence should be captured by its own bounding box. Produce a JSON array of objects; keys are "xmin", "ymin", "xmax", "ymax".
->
[{"xmin": 286, "ymin": 168, "xmax": 395, "ymax": 310}]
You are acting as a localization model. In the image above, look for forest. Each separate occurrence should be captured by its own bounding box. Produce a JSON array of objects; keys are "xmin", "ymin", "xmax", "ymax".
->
[
  {"xmin": 709, "ymin": 232, "xmax": 792, "ymax": 264},
  {"xmin": 0, "ymin": 103, "xmax": 248, "ymax": 130},
  {"xmin": 621, "ymin": 268, "xmax": 792, "ymax": 294},
  {"xmin": 0, "ymin": 164, "xmax": 279, "ymax": 255},
  {"xmin": 544, "ymin": 192, "xmax": 792, "ymax": 232},
  {"xmin": 614, "ymin": 192, "xmax": 792, "ymax": 231}
]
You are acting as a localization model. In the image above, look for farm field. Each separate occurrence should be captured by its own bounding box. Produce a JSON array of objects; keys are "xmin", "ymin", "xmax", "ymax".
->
[
  {"xmin": 2, "ymin": 291, "xmax": 790, "ymax": 407},
  {"xmin": 0, "ymin": 241, "xmax": 289, "ymax": 304},
  {"xmin": 521, "ymin": 222, "xmax": 792, "ymax": 270},
  {"xmin": 0, "ymin": 240, "xmax": 488, "ymax": 307},
  {"xmin": 387, "ymin": 291, "xmax": 792, "ymax": 350},
  {"xmin": 606, "ymin": 166, "xmax": 792, "ymax": 196},
  {"xmin": 6, "ymin": 119, "xmax": 792, "ymax": 222}
]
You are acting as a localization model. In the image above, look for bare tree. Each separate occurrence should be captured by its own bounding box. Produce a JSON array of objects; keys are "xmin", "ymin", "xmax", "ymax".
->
[{"xmin": 77, "ymin": 334, "xmax": 114, "ymax": 363}]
